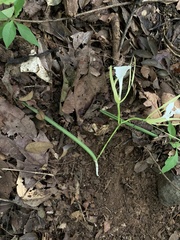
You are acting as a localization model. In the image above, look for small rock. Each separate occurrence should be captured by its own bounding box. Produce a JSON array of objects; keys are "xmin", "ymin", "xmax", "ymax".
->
[{"xmin": 158, "ymin": 172, "xmax": 180, "ymax": 207}]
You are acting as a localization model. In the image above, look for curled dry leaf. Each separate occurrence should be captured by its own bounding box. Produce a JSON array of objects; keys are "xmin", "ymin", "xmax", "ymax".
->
[
  {"xmin": 140, "ymin": 91, "xmax": 161, "ymax": 118},
  {"xmin": 104, "ymin": 220, "xmax": 111, "ymax": 233},
  {"xmin": 19, "ymin": 91, "xmax": 34, "ymax": 102},
  {"xmin": 25, "ymin": 142, "xmax": 53, "ymax": 154},
  {"xmin": 141, "ymin": 65, "xmax": 150, "ymax": 79}
]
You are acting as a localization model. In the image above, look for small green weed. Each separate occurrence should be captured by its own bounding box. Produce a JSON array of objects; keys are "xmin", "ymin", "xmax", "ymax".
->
[
  {"xmin": 161, "ymin": 122, "xmax": 180, "ymax": 173},
  {"xmin": 0, "ymin": 0, "xmax": 38, "ymax": 48},
  {"xmin": 102, "ymin": 61, "xmax": 180, "ymax": 174}
]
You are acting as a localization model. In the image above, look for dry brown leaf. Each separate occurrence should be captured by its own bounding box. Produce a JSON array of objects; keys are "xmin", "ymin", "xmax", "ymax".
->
[
  {"xmin": 16, "ymin": 175, "xmax": 28, "ymax": 198},
  {"xmin": 25, "ymin": 142, "xmax": 53, "ymax": 154},
  {"xmin": 64, "ymin": 0, "xmax": 78, "ymax": 17},
  {"xmin": 104, "ymin": 220, "xmax": 111, "ymax": 233},
  {"xmin": 0, "ymin": 161, "xmax": 14, "ymax": 199},
  {"xmin": 70, "ymin": 211, "xmax": 84, "ymax": 221},
  {"xmin": 36, "ymin": 110, "xmax": 45, "ymax": 121},
  {"xmin": 71, "ymin": 31, "xmax": 93, "ymax": 50},
  {"xmin": 143, "ymin": 91, "xmax": 161, "ymax": 118},
  {"xmin": 0, "ymin": 97, "xmax": 37, "ymax": 138},
  {"xmin": 141, "ymin": 65, "xmax": 150, "ymax": 79},
  {"xmin": 19, "ymin": 91, "xmax": 34, "ymax": 101}
]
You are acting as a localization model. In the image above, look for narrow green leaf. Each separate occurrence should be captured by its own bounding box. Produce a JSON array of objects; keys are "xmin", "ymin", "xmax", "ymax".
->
[
  {"xmin": 168, "ymin": 121, "xmax": 176, "ymax": 140},
  {"xmin": 170, "ymin": 142, "xmax": 180, "ymax": 149},
  {"xmin": 15, "ymin": 22, "xmax": 39, "ymax": 46},
  {"xmin": 2, "ymin": 20, "xmax": 16, "ymax": 48},
  {"xmin": 14, "ymin": 0, "xmax": 25, "ymax": 17},
  {"xmin": 0, "ymin": 11, "xmax": 8, "ymax": 20},
  {"xmin": 161, "ymin": 150, "xmax": 179, "ymax": 173},
  {"xmin": 1, "ymin": 6, "xmax": 14, "ymax": 18}
]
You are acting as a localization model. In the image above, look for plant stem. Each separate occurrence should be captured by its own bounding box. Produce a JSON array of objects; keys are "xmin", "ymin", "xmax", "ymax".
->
[
  {"xmin": 22, "ymin": 102, "xmax": 99, "ymax": 176},
  {"xmin": 100, "ymin": 110, "xmax": 158, "ymax": 138},
  {"xmin": 97, "ymin": 124, "xmax": 120, "ymax": 161}
]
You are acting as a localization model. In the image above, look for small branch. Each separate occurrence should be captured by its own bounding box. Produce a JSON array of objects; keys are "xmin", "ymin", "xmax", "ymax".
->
[
  {"xmin": 2, "ymin": 168, "xmax": 54, "ymax": 177},
  {"xmin": 13, "ymin": 2, "xmax": 131, "ymax": 23}
]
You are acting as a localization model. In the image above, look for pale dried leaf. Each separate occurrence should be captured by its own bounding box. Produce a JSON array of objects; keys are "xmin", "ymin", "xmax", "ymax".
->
[
  {"xmin": 143, "ymin": 91, "xmax": 161, "ymax": 118},
  {"xmin": 36, "ymin": 110, "xmax": 45, "ymax": 121},
  {"xmin": 19, "ymin": 91, "xmax": 33, "ymax": 101},
  {"xmin": 64, "ymin": 0, "xmax": 78, "ymax": 17},
  {"xmin": 46, "ymin": 0, "xmax": 61, "ymax": 6},
  {"xmin": 25, "ymin": 142, "xmax": 53, "ymax": 154},
  {"xmin": 20, "ymin": 52, "xmax": 51, "ymax": 83},
  {"xmin": 176, "ymin": 0, "xmax": 180, "ymax": 10},
  {"xmin": 16, "ymin": 175, "xmax": 27, "ymax": 198},
  {"xmin": 71, "ymin": 31, "xmax": 93, "ymax": 50},
  {"xmin": 104, "ymin": 220, "xmax": 111, "ymax": 233},
  {"xmin": 22, "ymin": 187, "xmax": 57, "ymax": 207},
  {"xmin": 70, "ymin": 211, "xmax": 84, "ymax": 221}
]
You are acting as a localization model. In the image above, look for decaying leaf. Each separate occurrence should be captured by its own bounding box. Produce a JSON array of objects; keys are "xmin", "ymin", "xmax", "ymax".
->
[
  {"xmin": 64, "ymin": 0, "xmax": 78, "ymax": 17},
  {"xmin": 25, "ymin": 142, "xmax": 53, "ymax": 154},
  {"xmin": 104, "ymin": 220, "xmax": 111, "ymax": 233},
  {"xmin": 20, "ymin": 51, "xmax": 51, "ymax": 83},
  {"xmin": 140, "ymin": 91, "xmax": 161, "ymax": 118},
  {"xmin": 19, "ymin": 91, "xmax": 34, "ymax": 101},
  {"xmin": 16, "ymin": 175, "xmax": 28, "ymax": 198},
  {"xmin": 17, "ymin": 175, "xmax": 57, "ymax": 207},
  {"xmin": 70, "ymin": 210, "xmax": 84, "ymax": 221},
  {"xmin": 0, "ymin": 161, "xmax": 14, "ymax": 199},
  {"xmin": 71, "ymin": 31, "xmax": 93, "ymax": 50}
]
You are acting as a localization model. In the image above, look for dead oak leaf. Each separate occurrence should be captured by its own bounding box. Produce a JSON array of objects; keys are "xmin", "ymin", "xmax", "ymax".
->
[
  {"xmin": 141, "ymin": 91, "xmax": 161, "ymax": 118},
  {"xmin": 25, "ymin": 141, "xmax": 53, "ymax": 154}
]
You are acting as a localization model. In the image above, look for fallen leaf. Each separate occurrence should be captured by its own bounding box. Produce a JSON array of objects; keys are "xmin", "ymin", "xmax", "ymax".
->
[
  {"xmin": 64, "ymin": 0, "xmax": 78, "ymax": 17},
  {"xmin": 19, "ymin": 91, "xmax": 34, "ymax": 101},
  {"xmin": 16, "ymin": 175, "xmax": 28, "ymax": 198},
  {"xmin": 141, "ymin": 91, "xmax": 161, "ymax": 118},
  {"xmin": 25, "ymin": 142, "xmax": 53, "ymax": 154},
  {"xmin": 71, "ymin": 31, "xmax": 93, "ymax": 50},
  {"xmin": 141, "ymin": 65, "xmax": 150, "ymax": 79},
  {"xmin": 70, "ymin": 211, "xmax": 84, "ymax": 221},
  {"xmin": 20, "ymin": 50, "xmax": 51, "ymax": 83},
  {"xmin": 46, "ymin": 0, "xmax": 61, "ymax": 6},
  {"xmin": 104, "ymin": 220, "xmax": 111, "ymax": 233}
]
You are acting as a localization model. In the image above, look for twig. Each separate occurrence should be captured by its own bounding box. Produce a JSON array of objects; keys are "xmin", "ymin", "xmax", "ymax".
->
[
  {"xmin": 144, "ymin": 147, "xmax": 180, "ymax": 192},
  {"xmin": 13, "ymin": 2, "xmax": 131, "ymax": 23},
  {"xmin": 2, "ymin": 168, "xmax": 54, "ymax": 177}
]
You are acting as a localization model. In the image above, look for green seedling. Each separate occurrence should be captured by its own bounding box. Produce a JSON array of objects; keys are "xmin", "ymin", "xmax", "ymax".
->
[
  {"xmin": 102, "ymin": 62, "xmax": 180, "ymax": 173},
  {"xmin": 161, "ymin": 122, "xmax": 180, "ymax": 173},
  {"xmin": 0, "ymin": 0, "xmax": 38, "ymax": 48}
]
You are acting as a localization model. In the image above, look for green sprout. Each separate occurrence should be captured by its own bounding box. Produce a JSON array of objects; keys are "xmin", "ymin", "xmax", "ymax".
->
[{"xmin": 0, "ymin": 0, "xmax": 38, "ymax": 48}]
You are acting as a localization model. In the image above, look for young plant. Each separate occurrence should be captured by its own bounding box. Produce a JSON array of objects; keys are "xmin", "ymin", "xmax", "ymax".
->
[
  {"xmin": 161, "ymin": 122, "xmax": 180, "ymax": 173},
  {"xmin": 97, "ymin": 57, "xmax": 136, "ymax": 160},
  {"xmin": 0, "ymin": 0, "xmax": 38, "ymax": 48}
]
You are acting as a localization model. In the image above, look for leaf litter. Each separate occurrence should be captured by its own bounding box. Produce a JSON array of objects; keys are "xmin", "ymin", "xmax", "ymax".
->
[{"xmin": 0, "ymin": 0, "xmax": 180, "ymax": 239}]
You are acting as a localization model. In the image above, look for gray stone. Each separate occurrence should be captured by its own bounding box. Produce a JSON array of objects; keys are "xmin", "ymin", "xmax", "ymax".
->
[{"xmin": 158, "ymin": 172, "xmax": 180, "ymax": 207}]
